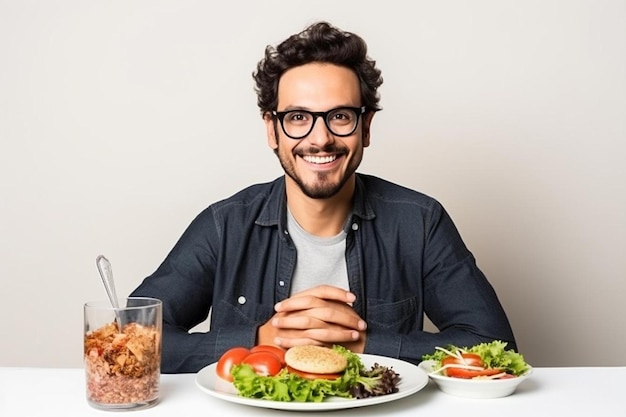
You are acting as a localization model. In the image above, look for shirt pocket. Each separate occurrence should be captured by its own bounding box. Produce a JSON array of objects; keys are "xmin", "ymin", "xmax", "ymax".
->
[{"xmin": 366, "ymin": 296, "xmax": 419, "ymax": 333}]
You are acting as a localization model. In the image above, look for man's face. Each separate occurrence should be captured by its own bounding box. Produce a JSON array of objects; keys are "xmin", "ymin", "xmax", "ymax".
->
[{"xmin": 265, "ymin": 63, "xmax": 373, "ymax": 199}]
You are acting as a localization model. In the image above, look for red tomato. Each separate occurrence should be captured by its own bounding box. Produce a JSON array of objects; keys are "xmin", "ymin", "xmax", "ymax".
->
[
  {"xmin": 250, "ymin": 345, "xmax": 286, "ymax": 365},
  {"xmin": 442, "ymin": 353, "xmax": 483, "ymax": 367},
  {"xmin": 442, "ymin": 352, "xmax": 503, "ymax": 379},
  {"xmin": 242, "ymin": 351, "xmax": 283, "ymax": 377},
  {"xmin": 216, "ymin": 347, "xmax": 250, "ymax": 381},
  {"xmin": 286, "ymin": 366, "xmax": 342, "ymax": 380},
  {"xmin": 444, "ymin": 367, "xmax": 504, "ymax": 379}
]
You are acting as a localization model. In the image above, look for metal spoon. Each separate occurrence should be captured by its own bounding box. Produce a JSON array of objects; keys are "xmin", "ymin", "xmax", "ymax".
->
[{"xmin": 96, "ymin": 254, "xmax": 124, "ymax": 331}]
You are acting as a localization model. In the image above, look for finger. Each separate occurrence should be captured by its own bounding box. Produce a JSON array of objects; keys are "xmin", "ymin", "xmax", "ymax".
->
[
  {"xmin": 303, "ymin": 327, "xmax": 361, "ymax": 343},
  {"xmin": 275, "ymin": 295, "xmax": 327, "ymax": 312},
  {"xmin": 290, "ymin": 285, "xmax": 356, "ymax": 304},
  {"xmin": 273, "ymin": 306, "xmax": 367, "ymax": 331},
  {"xmin": 275, "ymin": 292, "xmax": 356, "ymax": 314},
  {"xmin": 273, "ymin": 328, "xmax": 361, "ymax": 348},
  {"xmin": 272, "ymin": 314, "xmax": 325, "ymax": 330},
  {"xmin": 273, "ymin": 337, "xmax": 329, "ymax": 349}
]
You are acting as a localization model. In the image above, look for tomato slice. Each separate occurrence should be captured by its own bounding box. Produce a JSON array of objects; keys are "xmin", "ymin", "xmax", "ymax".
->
[
  {"xmin": 216, "ymin": 347, "xmax": 250, "ymax": 381},
  {"xmin": 250, "ymin": 344, "xmax": 286, "ymax": 366},
  {"xmin": 242, "ymin": 351, "xmax": 284, "ymax": 377},
  {"xmin": 444, "ymin": 366, "xmax": 504, "ymax": 379},
  {"xmin": 441, "ymin": 352, "xmax": 504, "ymax": 379},
  {"xmin": 442, "ymin": 353, "xmax": 483, "ymax": 367},
  {"xmin": 286, "ymin": 366, "xmax": 342, "ymax": 380}
]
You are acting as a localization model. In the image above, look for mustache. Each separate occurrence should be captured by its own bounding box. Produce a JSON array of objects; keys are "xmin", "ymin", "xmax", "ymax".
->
[{"xmin": 294, "ymin": 144, "xmax": 348, "ymax": 156}]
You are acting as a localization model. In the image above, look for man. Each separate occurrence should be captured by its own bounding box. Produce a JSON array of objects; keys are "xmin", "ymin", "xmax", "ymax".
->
[{"xmin": 130, "ymin": 21, "xmax": 516, "ymax": 373}]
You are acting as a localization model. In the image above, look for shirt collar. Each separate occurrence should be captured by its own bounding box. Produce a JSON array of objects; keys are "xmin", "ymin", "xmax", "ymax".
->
[{"xmin": 254, "ymin": 174, "xmax": 376, "ymax": 229}]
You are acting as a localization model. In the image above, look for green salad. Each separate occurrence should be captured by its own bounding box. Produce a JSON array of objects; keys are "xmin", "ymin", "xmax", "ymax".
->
[
  {"xmin": 422, "ymin": 340, "xmax": 530, "ymax": 377},
  {"xmin": 231, "ymin": 345, "xmax": 400, "ymax": 402}
]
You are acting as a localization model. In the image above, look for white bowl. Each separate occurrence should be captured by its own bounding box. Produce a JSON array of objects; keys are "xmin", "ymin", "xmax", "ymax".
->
[{"xmin": 418, "ymin": 360, "xmax": 533, "ymax": 399}]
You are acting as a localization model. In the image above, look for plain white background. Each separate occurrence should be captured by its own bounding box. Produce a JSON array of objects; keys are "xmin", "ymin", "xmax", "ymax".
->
[{"xmin": 1, "ymin": 0, "xmax": 624, "ymax": 368}]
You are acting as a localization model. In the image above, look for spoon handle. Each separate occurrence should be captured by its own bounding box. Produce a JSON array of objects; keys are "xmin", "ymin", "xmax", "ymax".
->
[{"xmin": 96, "ymin": 255, "xmax": 120, "ymax": 310}]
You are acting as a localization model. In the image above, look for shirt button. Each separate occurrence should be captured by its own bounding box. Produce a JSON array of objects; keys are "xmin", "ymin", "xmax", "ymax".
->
[
  {"xmin": 283, "ymin": 229, "xmax": 289, "ymax": 235},
  {"xmin": 237, "ymin": 296, "xmax": 246, "ymax": 305},
  {"xmin": 278, "ymin": 280, "xmax": 285, "ymax": 287},
  {"xmin": 351, "ymin": 223, "xmax": 359, "ymax": 231}
]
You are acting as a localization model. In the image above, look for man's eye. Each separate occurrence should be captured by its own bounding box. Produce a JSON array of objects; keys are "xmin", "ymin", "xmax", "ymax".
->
[
  {"xmin": 329, "ymin": 110, "xmax": 353, "ymax": 122},
  {"xmin": 287, "ymin": 112, "xmax": 308, "ymax": 122}
]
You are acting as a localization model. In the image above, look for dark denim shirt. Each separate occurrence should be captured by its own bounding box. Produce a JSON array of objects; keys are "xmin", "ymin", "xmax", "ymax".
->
[{"xmin": 131, "ymin": 174, "xmax": 516, "ymax": 373}]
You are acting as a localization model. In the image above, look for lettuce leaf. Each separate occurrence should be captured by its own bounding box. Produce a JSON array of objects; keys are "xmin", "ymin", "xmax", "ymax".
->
[
  {"xmin": 421, "ymin": 340, "xmax": 530, "ymax": 376},
  {"xmin": 231, "ymin": 345, "xmax": 392, "ymax": 402}
]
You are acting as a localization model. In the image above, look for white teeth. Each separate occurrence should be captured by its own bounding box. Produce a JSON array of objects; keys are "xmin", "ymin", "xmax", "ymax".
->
[{"xmin": 302, "ymin": 155, "xmax": 337, "ymax": 164}]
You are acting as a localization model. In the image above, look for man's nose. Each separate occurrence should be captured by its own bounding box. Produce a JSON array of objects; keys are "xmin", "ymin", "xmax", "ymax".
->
[{"xmin": 305, "ymin": 115, "xmax": 335, "ymax": 146}]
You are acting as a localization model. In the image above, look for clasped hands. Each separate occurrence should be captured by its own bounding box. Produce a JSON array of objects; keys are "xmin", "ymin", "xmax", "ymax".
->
[{"xmin": 257, "ymin": 285, "xmax": 367, "ymax": 353}]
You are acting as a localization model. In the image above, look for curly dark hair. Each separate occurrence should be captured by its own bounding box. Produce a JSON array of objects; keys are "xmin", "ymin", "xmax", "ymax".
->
[{"xmin": 252, "ymin": 21, "xmax": 383, "ymax": 115}]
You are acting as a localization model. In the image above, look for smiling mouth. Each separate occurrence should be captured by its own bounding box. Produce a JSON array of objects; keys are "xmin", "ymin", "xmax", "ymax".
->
[
  {"xmin": 302, "ymin": 154, "xmax": 338, "ymax": 164},
  {"xmin": 302, "ymin": 155, "xmax": 337, "ymax": 164}
]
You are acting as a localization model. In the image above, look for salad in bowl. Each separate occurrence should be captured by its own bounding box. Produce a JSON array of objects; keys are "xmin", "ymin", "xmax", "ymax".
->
[{"xmin": 419, "ymin": 340, "xmax": 532, "ymax": 398}]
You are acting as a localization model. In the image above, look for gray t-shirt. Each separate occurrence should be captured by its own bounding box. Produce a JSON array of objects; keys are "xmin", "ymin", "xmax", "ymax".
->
[{"xmin": 287, "ymin": 209, "xmax": 349, "ymax": 296}]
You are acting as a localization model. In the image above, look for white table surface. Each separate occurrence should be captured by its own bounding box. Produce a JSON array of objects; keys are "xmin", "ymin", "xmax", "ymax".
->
[{"xmin": 1, "ymin": 366, "xmax": 623, "ymax": 416}]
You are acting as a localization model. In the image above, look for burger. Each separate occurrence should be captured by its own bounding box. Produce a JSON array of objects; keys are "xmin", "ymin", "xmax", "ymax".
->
[
  {"xmin": 230, "ymin": 344, "xmax": 401, "ymax": 402},
  {"xmin": 284, "ymin": 345, "xmax": 347, "ymax": 380}
]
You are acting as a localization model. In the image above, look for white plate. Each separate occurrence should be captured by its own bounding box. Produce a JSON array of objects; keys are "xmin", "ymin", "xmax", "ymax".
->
[
  {"xmin": 418, "ymin": 360, "xmax": 533, "ymax": 399},
  {"xmin": 195, "ymin": 354, "xmax": 428, "ymax": 411}
]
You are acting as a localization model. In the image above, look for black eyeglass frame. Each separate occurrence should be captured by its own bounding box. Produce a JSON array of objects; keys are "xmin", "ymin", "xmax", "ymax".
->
[{"xmin": 271, "ymin": 106, "xmax": 367, "ymax": 140}]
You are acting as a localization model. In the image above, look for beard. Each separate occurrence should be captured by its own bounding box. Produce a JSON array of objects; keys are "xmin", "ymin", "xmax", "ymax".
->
[{"xmin": 274, "ymin": 128, "xmax": 363, "ymax": 199}]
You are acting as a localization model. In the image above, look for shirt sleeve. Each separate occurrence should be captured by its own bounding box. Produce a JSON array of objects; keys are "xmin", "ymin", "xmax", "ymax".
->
[
  {"xmin": 364, "ymin": 202, "xmax": 517, "ymax": 363},
  {"xmin": 129, "ymin": 208, "xmax": 258, "ymax": 373}
]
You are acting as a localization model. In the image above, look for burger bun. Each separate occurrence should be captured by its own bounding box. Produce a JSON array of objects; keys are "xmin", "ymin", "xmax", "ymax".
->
[{"xmin": 284, "ymin": 345, "xmax": 348, "ymax": 374}]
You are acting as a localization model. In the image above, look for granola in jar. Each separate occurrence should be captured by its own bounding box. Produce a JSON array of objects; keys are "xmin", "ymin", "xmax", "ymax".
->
[{"xmin": 84, "ymin": 321, "xmax": 161, "ymax": 407}]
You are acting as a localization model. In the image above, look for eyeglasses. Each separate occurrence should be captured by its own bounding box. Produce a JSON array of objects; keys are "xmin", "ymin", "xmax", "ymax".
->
[{"xmin": 272, "ymin": 106, "xmax": 366, "ymax": 140}]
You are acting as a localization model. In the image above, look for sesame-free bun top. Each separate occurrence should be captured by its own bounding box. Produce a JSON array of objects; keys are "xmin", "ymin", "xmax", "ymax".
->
[{"xmin": 284, "ymin": 345, "xmax": 348, "ymax": 374}]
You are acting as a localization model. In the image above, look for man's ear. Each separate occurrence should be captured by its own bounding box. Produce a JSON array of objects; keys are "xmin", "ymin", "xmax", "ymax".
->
[
  {"xmin": 361, "ymin": 111, "xmax": 376, "ymax": 148},
  {"xmin": 264, "ymin": 113, "xmax": 278, "ymax": 150}
]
